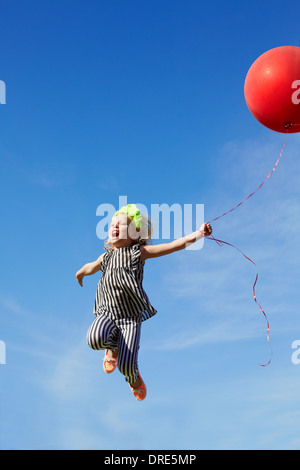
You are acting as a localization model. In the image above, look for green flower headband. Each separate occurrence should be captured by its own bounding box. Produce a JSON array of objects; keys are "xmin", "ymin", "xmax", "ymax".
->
[{"xmin": 114, "ymin": 204, "xmax": 142, "ymax": 229}]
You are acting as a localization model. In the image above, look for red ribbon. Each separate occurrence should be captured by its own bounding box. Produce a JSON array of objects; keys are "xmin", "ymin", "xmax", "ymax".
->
[
  {"xmin": 209, "ymin": 139, "xmax": 286, "ymax": 223},
  {"xmin": 206, "ymin": 139, "xmax": 287, "ymax": 366},
  {"xmin": 207, "ymin": 235, "xmax": 272, "ymax": 366}
]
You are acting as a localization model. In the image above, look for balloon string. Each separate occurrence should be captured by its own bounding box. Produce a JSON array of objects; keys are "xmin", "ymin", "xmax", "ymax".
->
[
  {"xmin": 206, "ymin": 139, "xmax": 287, "ymax": 366},
  {"xmin": 206, "ymin": 235, "xmax": 273, "ymax": 366},
  {"xmin": 209, "ymin": 139, "xmax": 287, "ymax": 223}
]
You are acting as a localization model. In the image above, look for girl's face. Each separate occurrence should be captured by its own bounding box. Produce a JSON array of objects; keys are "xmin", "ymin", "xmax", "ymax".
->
[{"xmin": 109, "ymin": 213, "xmax": 135, "ymax": 249}]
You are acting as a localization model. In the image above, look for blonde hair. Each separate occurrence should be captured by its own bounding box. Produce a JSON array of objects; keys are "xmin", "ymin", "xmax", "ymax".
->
[{"xmin": 104, "ymin": 213, "xmax": 154, "ymax": 252}]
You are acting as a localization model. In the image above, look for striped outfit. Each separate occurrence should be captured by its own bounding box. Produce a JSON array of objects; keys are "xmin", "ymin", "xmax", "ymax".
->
[{"xmin": 87, "ymin": 243, "xmax": 157, "ymax": 383}]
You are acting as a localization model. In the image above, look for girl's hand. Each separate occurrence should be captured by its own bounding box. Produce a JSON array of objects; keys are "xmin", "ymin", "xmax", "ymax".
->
[
  {"xmin": 75, "ymin": 256, "xmax": 103, "ymax": 286},
  {"xmin": 76, "ymin": 271, "xmax": 84, "ymax": 287},
  {"xmin": 199, "ymin": 223, "xmax": 212, "ymax": 237}
]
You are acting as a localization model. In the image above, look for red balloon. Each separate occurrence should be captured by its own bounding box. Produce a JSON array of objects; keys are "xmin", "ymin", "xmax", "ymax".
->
[{"xmin": 244, "ymin": 46, "xmax": 300, "ymax": 133}]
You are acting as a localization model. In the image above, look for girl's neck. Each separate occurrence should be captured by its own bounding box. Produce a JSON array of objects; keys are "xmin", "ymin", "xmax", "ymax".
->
[{"xmin": 111, "ymin": 241, "xmax": 138, "ymax": 251}]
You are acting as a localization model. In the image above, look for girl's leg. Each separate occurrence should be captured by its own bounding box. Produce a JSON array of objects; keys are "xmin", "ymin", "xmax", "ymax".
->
[
  {"xmin": 116, "ymin": 318, "xmax": 141, "ymax": 384},
  {"xmin": 86, "ymin": 314, "xmax": 119, "ymax": 351}
]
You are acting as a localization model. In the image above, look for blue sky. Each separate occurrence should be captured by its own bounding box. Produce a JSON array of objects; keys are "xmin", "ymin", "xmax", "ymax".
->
[{"xmin": 1, "ymin": 0, "xmax": 300, "ymax": 450}]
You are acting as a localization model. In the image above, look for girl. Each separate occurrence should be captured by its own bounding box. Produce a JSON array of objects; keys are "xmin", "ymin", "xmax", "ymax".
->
[{"xmin": 76, "ymin": 204, "xmax": 212, "ymax": 401}]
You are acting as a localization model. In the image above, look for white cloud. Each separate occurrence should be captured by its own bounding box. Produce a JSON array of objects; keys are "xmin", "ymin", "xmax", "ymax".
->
[{"xmin": 149, "ymin": 134, "xmax": 300, "ymax": 352}]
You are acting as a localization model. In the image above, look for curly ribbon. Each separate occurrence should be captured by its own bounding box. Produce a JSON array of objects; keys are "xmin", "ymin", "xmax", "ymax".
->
[
  {"xmin": 206, "ymin": 139, "xmax": 287, "ymax": 366},
  {"xmin": 209, "ymin": 139, "xmax": 287, "ymax": 223},
  {"xmin": 207, "ymin": 235, "xmax": 273, "ymax": 366}
]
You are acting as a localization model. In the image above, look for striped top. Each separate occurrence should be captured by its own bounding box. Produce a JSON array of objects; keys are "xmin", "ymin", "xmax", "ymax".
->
[{"xmin": 93, "ymin": 243, "xmax": 157, "ymax": 322}]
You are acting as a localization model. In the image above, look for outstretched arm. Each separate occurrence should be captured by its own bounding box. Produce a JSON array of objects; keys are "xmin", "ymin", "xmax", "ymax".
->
[
  {"xmin": 141, "ymin": 223, "xmax": 212, "ymax": 261},
  {"xmin": 76, "ymin": 254, "xmax": 104, "ymax": 286}
]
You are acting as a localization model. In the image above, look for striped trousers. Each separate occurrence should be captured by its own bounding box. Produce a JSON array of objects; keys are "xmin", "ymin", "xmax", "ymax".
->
[{"xmin": 86, "ymin": 313, "xmax": 141, "ymax": 384}]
